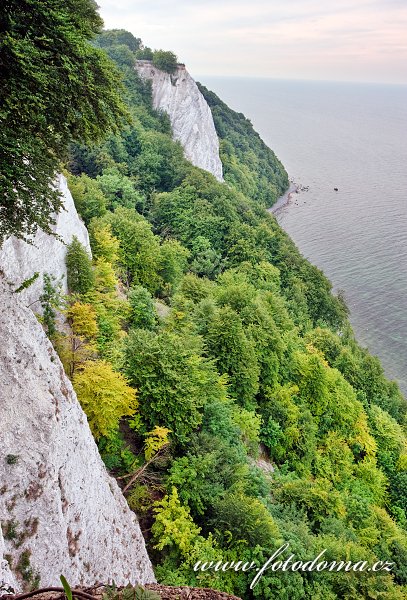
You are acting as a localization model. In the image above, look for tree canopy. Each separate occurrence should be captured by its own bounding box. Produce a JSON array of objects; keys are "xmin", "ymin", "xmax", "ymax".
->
[
  {"xmin": 0, "ymin": 0, "xmax": 128, "ymax": 242},
  {"xmin": 23, "ymin": 26, "xmax": 407, "ymax": 600},
  {"xmin": 152, "ymin": 50, "xmax": 178, "ymax": 74}
]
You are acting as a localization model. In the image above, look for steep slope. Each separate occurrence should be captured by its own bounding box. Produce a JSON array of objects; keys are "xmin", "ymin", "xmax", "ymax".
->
[
  {"xmin": 0, "ymin": 174, "xmax": 91, "ymax": 310},
  {"xmin": 136, "ymin": 60, "xmax": 223, "ymax": 181},
  {"xmin": 198, "ymin": 83, "xmax": 288, "ymax": 206},
  {"xmin": 0, "ymin": 278, "xmax": 155, "ymax": 591}
]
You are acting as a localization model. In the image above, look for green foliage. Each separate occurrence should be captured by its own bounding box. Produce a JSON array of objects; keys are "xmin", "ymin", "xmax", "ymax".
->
[
  {"xmin": 231, "ymin": 407, "xmax": 261, "ymax": 456},
  {"xmin": 14, "ymin": 272, "xmax": 39, "ymax": 294},
  {"xmin": 73, "ymin": 360, "xmax": 138, "ymax": 439},
  {"xmin": 126, "ymin": 484, "xmax": 152, "ymax": 516},
  {"xmin": 5, "ymin": 454, "xmax": 19, "ymax": 465},
  {"xmin": 100, "ymin": 208, "xmax": 162, "ymax": 292},
  {"xmin": 96, "ymin": 30, "xmax": 142, "ymax": 52},
  {"xmin": 152, "ymin": 487, "xmax": 202, "ymax": 552},
  {"xmin": 190, "ymin": 236, "xmax": 224, "ymax": 278},
  {"xmin": 135, "ymin": 47, "xmax": 154, "ymax": 61},
  {"xmin": 68, "ymin": 173, "xmax": 108, "ymax": 224},
  {"xmin": 210, "ymin": 491, "xmax": 280, "ymax": 548},
  {"xmin": 98, "ymin": 429, "xmax": 139, "ymax": 473},
  {"xmin": 167, "ymin": 453, "xmax": 221, "ymax": 517},
  {"xmin": 60, "ymin": 575, "xmax": 73, "ymax": 600},
  {"xmin": 56, "ymin": 29, "xmax": 407, "ymax": 600},
  {"xmin": 40, "ymin": 273, "xmax": 63, "ymax": 338},
  {"xmin": 274, "ymin": 477, "xmax": 346, "ymax": 524},
  {"xmin": 66, "ymin": 236, "xmax": 95, "ymax": 295},
  {"xmin": 128, "ymin": 286, "xmax": 157, "ymax": 330},
  {"xmin": 123, "ymin": 329, "xmax": 208, "ymax": 444},
  {"xmin": 0, "ymin": 0, "xmax": 128, "ymax": 242},
  {"xmin": 88, "ymin": 223, "xmax": 120, "ymax": 264},
  {"xmin": 66, "ymin": 301, "xmax": 98, "ymax": 339},
  {"xmin": 144, "ymin": 426, "xmax": 171, "ymax": 461},
  {"xmin": 102, "ymin": 584, "xmax": 160, "ymax": 600},
  {"xmin": 151, "ymin": 487, "xmax": 228, "ymax": 589},
  {"xmin": 133, "ymin": 130, "xmax": 188, "ymax": 193},
  {"xmin": 152, "ymin": 50, "xmax": 178, "ymax": 74},
  {"xmin": 131, "ymin": 587, "xmax": 161, "ymax": 600},
  {"xmin": 205, "ymin": 305, "xmax": 260, "ymax": 408},
  {"xmin": 198, "ymin": 83, "xmax": 289, "ymax": 207},
  {"xmin": 159, "ymin": 239, "xmax": 190, "ymax": 296},
  {"xmin": 97, "ymin": 168, "xmax": 145, "ymax": 212},
  {"xmin": 94, "ymin": 258, "xmax": 118, "ymax": 294}
]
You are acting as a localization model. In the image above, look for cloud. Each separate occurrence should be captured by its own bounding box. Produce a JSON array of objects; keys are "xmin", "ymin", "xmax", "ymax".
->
[{"xmin": 96, "ymin": 0, "xmax": 407, "ymax": 83}]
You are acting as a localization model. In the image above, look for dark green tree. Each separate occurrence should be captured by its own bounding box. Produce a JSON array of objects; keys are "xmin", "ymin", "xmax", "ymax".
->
[
  {"xmin": 96, "ymin": 29, "xmax": 141, "ymax": 52},
  {"xmin": 205, "ymin": 306, "xmax": 260, "ymax": 408},
  {"xmin": 0, "ymin": 0, "xmax": 128, "ymax": 242},
  {"xmin": 152, "ymin": 50, "xmax": 178, "ymax": 74},
  {"xmin": 66, "ymin": 236, "xmax": 94, "ymax": 295},
  {"xmin": 124, "ymin": 329, "xmax": 215, "ymax": 444},
  {"xmin": 135, "ymin": 46, "xmax": 154, "ymax": 61},
  {"xmin": 128, "ymin": 285, "xmax": 157, "ymax": 330}
]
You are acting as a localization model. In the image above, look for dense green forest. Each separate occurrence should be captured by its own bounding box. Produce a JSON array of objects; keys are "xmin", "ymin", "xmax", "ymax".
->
[
  {"xmin": 59, "ymin": 29, "xmax": 407, "ymax": 600},
  {"xmin": 2, "ymin": 6, "xmax": 406, "ymax": 598}
]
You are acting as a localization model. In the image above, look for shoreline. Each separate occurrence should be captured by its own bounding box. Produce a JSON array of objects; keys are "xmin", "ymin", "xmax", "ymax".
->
[{"xmin": 268, "ymin": 181, "xmax": 299, "ymax": 214}]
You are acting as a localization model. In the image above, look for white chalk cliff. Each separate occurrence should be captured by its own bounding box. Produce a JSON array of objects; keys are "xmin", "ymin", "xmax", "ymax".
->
[
  {"xmin": 0, "ymin": 278, "xmax": 155, "ymax": 592},
  {"xmin": 0, "ymin": 174, "xmax": 91, "ymax": 311},
  {"xmin": 136, "ymin": 61, "xmax": 223, "ymax": 181}
]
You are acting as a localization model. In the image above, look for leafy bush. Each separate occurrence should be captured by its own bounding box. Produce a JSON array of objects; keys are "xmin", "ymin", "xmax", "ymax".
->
[
  {"xmin": 123, "ymin": 329, "xmax": 206, "ymax": 444},
  {"xmin": 152, "ymin": 50, "xmax": 178, "ymax": 74},
  {"xmin": 128, "ymin": 286, "xmax": 157, "ymax": 330},
  {"xmin": 73, "ymin": 360, "xmax": 138, "ymax": 439}
]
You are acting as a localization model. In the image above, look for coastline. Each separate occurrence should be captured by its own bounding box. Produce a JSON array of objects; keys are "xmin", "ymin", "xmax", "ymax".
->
[{"xmin": 269, "ymin": 181, "xmax": 299, "ymax": 214}]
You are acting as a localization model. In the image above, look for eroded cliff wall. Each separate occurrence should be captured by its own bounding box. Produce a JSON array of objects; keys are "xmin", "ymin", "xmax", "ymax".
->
[
  {"xmin": 0, "ymin": 174, "xmax": 90, "ymax": 311},
  {"xmin": 136, "ymin": 61, "xmax": 223, "ymax": 181},
  {"xmin": 0, "ymin": 278, "xmax": 155, "ymax": 591}
]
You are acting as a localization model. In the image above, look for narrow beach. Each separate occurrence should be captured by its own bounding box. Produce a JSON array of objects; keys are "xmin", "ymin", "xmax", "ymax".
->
[{"xmin": 269, "ymin": 182, "xmax": 299, "ymax": 214}]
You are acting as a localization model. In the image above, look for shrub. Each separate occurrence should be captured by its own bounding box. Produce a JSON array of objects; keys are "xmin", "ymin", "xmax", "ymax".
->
[
  {"xmin": 152, "ymin": 50, "xmax": 178, "ymax": 74},
  {"xmin": 73, "ymin": 360, "xmax": 138, "ymax": 439},
  {"xmin": 128, "ymin": 286, "xmax": 157, "ymax": 330}
]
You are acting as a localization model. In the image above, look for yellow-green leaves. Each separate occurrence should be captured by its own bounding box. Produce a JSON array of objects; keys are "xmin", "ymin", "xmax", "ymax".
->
[{"xmin": 73, "ymin": 360, "xmax": 137, "ymax": 439}]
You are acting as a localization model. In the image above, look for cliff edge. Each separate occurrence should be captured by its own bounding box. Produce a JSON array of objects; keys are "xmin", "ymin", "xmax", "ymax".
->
[
  {"xmin": 0, "ymin": 278, "xmax": 155, "ymax": 591},
  {"xmin": 136, "ymin": 61, "xmax": 223, "ymax": 181},
  {"xmin": 0, "ymin": 174, "xmax": 90, "ymax": 311}
]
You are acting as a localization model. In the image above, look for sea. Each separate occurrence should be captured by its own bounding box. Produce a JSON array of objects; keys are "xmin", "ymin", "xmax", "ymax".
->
[{"xmin": 198, "ymin": 76, "xmax": 407, "ymax": 396}]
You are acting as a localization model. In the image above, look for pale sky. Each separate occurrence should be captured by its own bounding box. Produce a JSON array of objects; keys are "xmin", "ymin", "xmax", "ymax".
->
[{"xmin": 96, "ymin": 0, "xmax": 407, "ymax": 84}]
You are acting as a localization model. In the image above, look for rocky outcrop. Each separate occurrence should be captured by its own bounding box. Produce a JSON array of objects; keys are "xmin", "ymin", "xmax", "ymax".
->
[
  {"xmin": 0, "ymin": 278, "xmax": 155, "ymax": 591},
  {"xmin": 136, "ymin": 61, "xmax": 223, "ymax": 181},
  {"xmin": 0, "ymin": 174, "xmax": 90, "ymax": 311}
]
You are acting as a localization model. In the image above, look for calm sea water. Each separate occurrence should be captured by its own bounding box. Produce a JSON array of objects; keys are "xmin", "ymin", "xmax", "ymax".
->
[{"xmin": 199, "ymin": 76, "xmax": 407, "ymax": 395}]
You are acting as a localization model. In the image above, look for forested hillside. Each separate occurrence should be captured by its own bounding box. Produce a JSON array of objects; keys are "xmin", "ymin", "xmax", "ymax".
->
[
  {"xmin": 197, "ymin": 83, "xmax": 288, "ymax": 207},
  {"xmin": 2, "ymin": 9, "xmax": 406, "ymax": 598},
  {"xmin": 58, "ymin": 30, "xmax": 407, "ymax": 600}
]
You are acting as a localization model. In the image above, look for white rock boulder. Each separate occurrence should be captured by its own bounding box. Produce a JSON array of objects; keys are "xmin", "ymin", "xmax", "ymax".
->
[
  {"xmin": 136, "ymin": 61, "xmax": 223, "ymax": 181},
  {"xmin": 0, "ymin": 174, "xmax": 90, "ymax": 311},
  {"xmin": 0, "ymin": 277, "xmax": 155, "ymax": 590}
]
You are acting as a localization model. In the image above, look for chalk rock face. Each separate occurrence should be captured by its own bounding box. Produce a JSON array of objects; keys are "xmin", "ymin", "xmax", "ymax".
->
[
  {"xmin": 0, "ymin": 174, "xmax": 90, "ymax": 310},
  {"xmin": 0, "ymin": 527, "xmax": 18, "ymax": 594},
  {"xmin": 136, "ymin": 61, "xmax": 223, "ymax": 181},
  {"xmin": 0, "ymin": 278, "xmax": 155, "ymax": 590}
]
